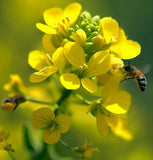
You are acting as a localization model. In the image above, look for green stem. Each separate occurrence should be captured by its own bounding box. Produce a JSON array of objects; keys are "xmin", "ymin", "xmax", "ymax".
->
[
  {"xmin": 26, "ymin": 99, "xmax": 55, "ymax": 106},
  {"xmin": 57, "ymin": 89, "xmax": 72, "ymax": 106},
  {"xmin": 54, "ymin": 89, "xmax": 72, "ymax": 115},
  {"xmin": 59, "ymin": 139, "xmax": 73, "ymax": 151},
  {"xmin": 59, "ymin": 140, "xmax": 81, "ymax": 159},
  {"xmin": 8, "ymin": 152, "xmax": 16, "ymax": 160}
]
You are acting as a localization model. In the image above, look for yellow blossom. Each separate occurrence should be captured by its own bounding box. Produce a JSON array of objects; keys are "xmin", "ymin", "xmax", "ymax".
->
[
  {"xmin": 96, "ymin": 74, "xmax": 131, "ymax": 136},
  {"xmin": 36, "ymin": 3, "xmax": 82, "ymax": 35},
  {"xmin": 4, "ymin": 74, "xmax": 25, "ymax": 96},
  {"xmin": 60, "ymin": 42, "xmax": 111, "ymax": 93},
  {"xmin": 28, "ymin": 48, "xmax": 65, "ymax": 82},
  {"xmin": 101, "ymin": 74, "xmax": 131, "ymax": 114},
  {"xmin": 100, "ymin": 17, "xmax": 141, "ymax": 59},
  {"xmin": 31, "ymin": 107, "xmax": 71, "ymax": 144}
]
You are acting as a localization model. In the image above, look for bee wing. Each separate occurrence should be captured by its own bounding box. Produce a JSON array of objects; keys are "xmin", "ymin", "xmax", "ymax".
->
[{"xmin": 141, "ymin": 64, "xmax": 151, "ymax": 75}]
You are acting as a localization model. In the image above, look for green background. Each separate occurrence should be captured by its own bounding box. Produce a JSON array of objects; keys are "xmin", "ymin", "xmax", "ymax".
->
[{"xmin": 0, "ymin": 0, "xmax": 153, "ymax": 160}]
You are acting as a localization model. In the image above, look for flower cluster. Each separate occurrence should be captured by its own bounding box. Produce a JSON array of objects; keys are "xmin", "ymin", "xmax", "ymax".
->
[
  {"xmin": 2, "ymin": 2, "xmax": 142, "ymax": 159},
  {"xmin": 28, "ymin": 2, "xmax": 140, "ymax": 140}
]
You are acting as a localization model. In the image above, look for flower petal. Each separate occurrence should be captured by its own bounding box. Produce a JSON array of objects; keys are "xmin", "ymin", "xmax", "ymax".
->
[
  {"xmin": 43, "ymin": 127, "xmax": 60, "ymax": 144},
  {"xmin": 60, "ymin": 73, "xmax": 80, "ymax": 90},
  {"xmin": 64, "ymin": 42, "xmax": 85, "ymax": 68},
  {"xmin": 31, "ymin": 107, "xmax": 55, "ymax": 128},
  {"xmin": 109, "ymin": 40, "xmax": 141, "ymax": 59},
  {"xmin": 81, "ymin": 78, "xmax": 97, "ymax": 93},
  {"xmin": 36, "ymin": 23, "xmax": 56, "ymax": 34},
  {"xmin": 100, "ymin": 17, "xmax": 119, "ymax": 43},
  {"xmin": 30, "ymin": 66, "xmax": 58, "ymax": 82},
  {"xmin": 109, "ymin": 55, "xmax": 124, "ymax": 74},
  {"xmin": 101, "ymin": 74, "xmax": 123, "ymax": 101},
  {"xmin": 52, "ymin": 47, "xmax": 65, "ymax": 68},
  {"xmin": 97, "ymin": 74, "xmax": 112, "ymax": 85},
  {"xmin": 55, "ymin": 114, "xmax": 71, "ymax": 133},
  {"xmin": 96, "ymin": 109, "xmax": 109, "ymax": 136},
  {"xmin": 86, "ymin": 50, "xmax": 111, "ymax": 77},
  {"xmin": 42, "ymin": 34, "xmax": 56, "ymax": 53},
  {"xmin": 111, "ymin": 119, "xmax": 133, "ymax": 141},
  {"xmin": 44, "ymin": 8, "xmax": 64, "ymax": 27},
  {"xmin": 64, "ymin": 3, "xmax": 82, "ymax": 26},
  {"xmin": 104, "ymin": 90, "xmax": 131, "ymax": 114},
  {"xmin": 28, "ymin": 50, "xmax": 51, "ymax": 70}
]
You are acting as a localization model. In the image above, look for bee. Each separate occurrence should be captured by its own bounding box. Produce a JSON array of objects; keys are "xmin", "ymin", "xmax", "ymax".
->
[
  {"xmin": 2, "ymin": 94, "xmax": 26, "ymax": 111},
  {"xmin": 122, "ymin": 64, "xmax": 147, "ymax": 92}
]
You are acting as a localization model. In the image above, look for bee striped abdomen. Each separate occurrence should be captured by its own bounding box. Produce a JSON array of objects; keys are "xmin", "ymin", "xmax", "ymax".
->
[{"xmin": 136, "ymin": 75, "xmax": 147, "ymax": 92}]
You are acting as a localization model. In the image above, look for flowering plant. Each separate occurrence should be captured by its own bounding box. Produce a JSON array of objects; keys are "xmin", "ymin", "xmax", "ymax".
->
[{"xmin": 1, "ymin": 2, "xmax": 142, "ymax": 159}]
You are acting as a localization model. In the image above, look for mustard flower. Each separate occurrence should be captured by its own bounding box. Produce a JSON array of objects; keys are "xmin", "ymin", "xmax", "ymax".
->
[
  {"xmin": 60, "ymin": 42, "xmax": 111, "ymax": 93},
  {"xmin": 100, "ymin": 74, "xmax": 131, "ymax": 114},
  {"xmin": 96, "ymin": 74, "xmax": 131, "ymax": 136},
  {"xmin": 31, "ymin": 107, "xmax": 71, "ymax": 144},
  {"xmin": 100, "ymin": 17, "xmax": 141, "ymax": 59},
  {"xmin": 28, "ymin": 47, "xmax": 65, "ymax": 82},
  {"xmin": 4, "ymin": 74, "xmax": 25, "ymax": 96},
  {"xmin": 36, "ymin": 3, "xmax": 82, "ymax": 35}
]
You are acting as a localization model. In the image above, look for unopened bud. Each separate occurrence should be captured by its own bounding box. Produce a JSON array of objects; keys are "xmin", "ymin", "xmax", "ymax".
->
[{"xmin": 75, "ymin": 29, "xmax": 87, "ymax": 46}]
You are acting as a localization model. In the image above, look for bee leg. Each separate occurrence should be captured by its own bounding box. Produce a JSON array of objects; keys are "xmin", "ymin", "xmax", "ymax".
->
[
  {"xmin": 120, "ymin": 77, "xmax": 134, "ymax": 82},
  {"xmin": 13, "ymin": 103, "xmax": 19, "ymax": 112}
]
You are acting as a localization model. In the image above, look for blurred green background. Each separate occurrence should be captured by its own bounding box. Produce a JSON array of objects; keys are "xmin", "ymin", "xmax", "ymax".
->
[{"xmin": 0, "ymin": 0, "xmax": 153, "ymax": 160}]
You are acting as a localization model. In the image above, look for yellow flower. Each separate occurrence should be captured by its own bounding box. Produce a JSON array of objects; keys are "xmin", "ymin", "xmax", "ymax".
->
[
  {"xmin": 31, "ymin": 107, "xmax": 71, "ymax": 144},
  {"xmin": 28, "ymin": 48, "xmax": 65, "ymax": 82},
  {"xmin": 74, "ymin": 139, "xmax": 99, "ymax": 159},
  {"xmin": 96, "ymin": 74, "xmax": 131, "ymax": 136},
  {"xmin": 4, "ymin": 74, "xmax": 25, "ymax": 96},
  {"xmin": 101, "ymin": 74, "xmax": 131, "ymax": 114},
  {"xmin": 36, "ymin": 3, "xmax": 82, "ymax": 35},
  {"xmin": 60, "ymin": 42, "xmax": 111, "ymax": 93},
  {"xmin": 100, "ymin": 17, "xmax": 141, "ymax": 59}
]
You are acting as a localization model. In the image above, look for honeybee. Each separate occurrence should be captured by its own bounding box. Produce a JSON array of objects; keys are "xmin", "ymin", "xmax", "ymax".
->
[
  {"xmin": 2, "ymin": 94, "xmax": 26, "ymax": 111},
  {"xmin": 122, "ymin": 64, "xmax": 147, "ymax": 92}
]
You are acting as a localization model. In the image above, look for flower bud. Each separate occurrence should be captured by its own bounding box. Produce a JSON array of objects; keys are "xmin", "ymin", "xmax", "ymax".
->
[
  {"xmin": 92, "ymin": 35, "xmax": 105, "ymax": 51},
  {"xmin": 75, "ymin": 29, "xmax": 87, "ymax": 46}
]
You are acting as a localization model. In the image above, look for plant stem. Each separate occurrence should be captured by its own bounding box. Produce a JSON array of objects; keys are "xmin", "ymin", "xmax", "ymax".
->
[
  {"xmin": 59, "ymin": 139, "xmax": 73, "ymax": 151},
  {"xmin": 54, "ymin": 89, "xmax": 72, "ymax": 115},
  {"xmin": 57, "ymin": 89, "xmax": 72, "ymax": 106},
  {"xmin": 59, "ymin": 140, "xmax": 81, "ymax": 159},
  {"xmin": 26, "ymin": 99, "xmax": 55, "ymax": 106},
  {"xmin": 8, "ymin": 152, "xmax": 16, "ymax": 160}
]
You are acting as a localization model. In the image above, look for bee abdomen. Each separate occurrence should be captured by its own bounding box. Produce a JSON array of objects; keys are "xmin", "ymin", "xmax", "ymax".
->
[{"xmin": 137, "ymin": 76, "xmax": 147, "ymax": 92}]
